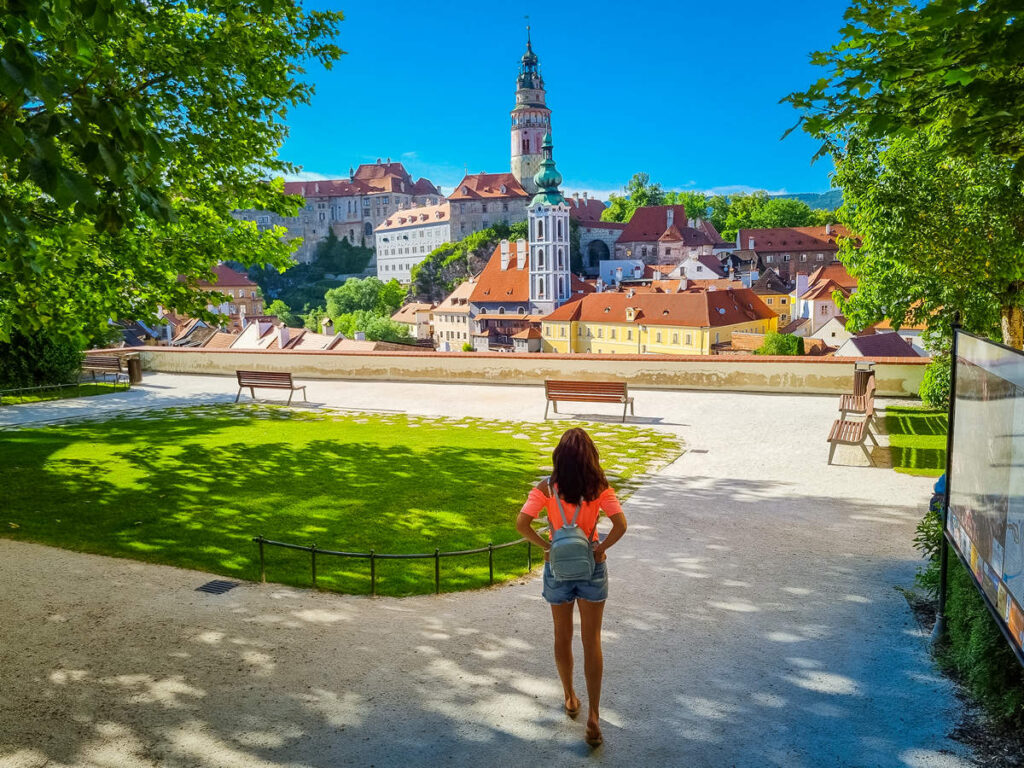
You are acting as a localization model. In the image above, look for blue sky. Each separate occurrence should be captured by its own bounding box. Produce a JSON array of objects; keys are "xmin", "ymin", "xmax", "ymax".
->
[{"xmin": 281, "ymin": 1, "xmax": 850, "ymax": 198}]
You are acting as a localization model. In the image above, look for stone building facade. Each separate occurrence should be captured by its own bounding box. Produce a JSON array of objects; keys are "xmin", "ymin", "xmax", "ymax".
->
[
  {"xmin": 232, "ymin": 160, "xmax": 441, "ymax": 264},
  {"xmin": 375, "ymin": 202, "xmax": 453, "ymax": 283}
]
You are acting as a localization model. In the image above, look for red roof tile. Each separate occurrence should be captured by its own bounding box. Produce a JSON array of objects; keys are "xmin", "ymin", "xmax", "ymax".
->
[
  {"xmin": 448, "ymin": 173, "xmax": 529, "ymax": 200},
  {"xmin": 619, "ymin": 205, "xmax": 689, "ymax": 243},
  {"xmin": 738, "ymin": 225, "xmax": 853, "ymax": 253},
  {"xmin": 543, "ymin": 288, "xmax": 776, "ymax": 328},
  {"xmin": 195, "ymin": 264, "xmax": 257, "ymax": 289},
  {"xmin": 565, "ymin": 197, "xmax": 607, "ymax": 222}
]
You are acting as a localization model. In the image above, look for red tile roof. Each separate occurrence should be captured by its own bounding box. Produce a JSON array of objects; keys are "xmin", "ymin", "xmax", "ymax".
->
[
  {"xmin": 282, "ymin": 162, "xmax": 439, "ymax": 198},
  {"xmin": 738, "ymin": 225, "xmax": 853, "ymax": 253},
  {"xmin": 195, "ymin": 264, "xmax": 257, "ymax": 288},
  {"xmin": 578, "ymin": 220, "xmax": 627, "ymax": 231},
  {"xmin": 805, "ymin": 262, "xmax": 857, "ymax": 290},
  {"xmin": 565, "ymin": 197, "xmax": 607, "ymax": 222},
  {"xmin": 512, "ymin": 327, "xmax": 543, "ymax": 339},
  {"xmin": 800, "ymin": 278, "xmax": 851, "ymax": 301},
  {"xmin": 378, "ymin": 203, "xmax": 450, "ymax": 231},
  {"xmin": 542, "ymin": 288, "xmax": 776, "ymax": 328},
  {"xmin": 448, "ymin": 173, "xmax": 529, "ymax": 200},
  {"xmin": 470, "ymin": 242, "xmax": 593, "ymax": 304},
  {"xmin": 618, "ymin": 205, "xmax": 689, "ymax": 243}
]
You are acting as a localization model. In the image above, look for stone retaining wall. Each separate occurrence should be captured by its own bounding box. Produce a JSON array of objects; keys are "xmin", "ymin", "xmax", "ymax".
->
[{"xmin": 130, "ymin": 347, "xmax": 929, "ymax": 397}]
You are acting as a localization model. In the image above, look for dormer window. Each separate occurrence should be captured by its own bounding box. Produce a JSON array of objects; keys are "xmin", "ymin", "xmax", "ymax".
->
[
  {"xmin": 463, "ymin": 186, "xmax": 469, "ymax": 195},
  {"xmin": 500, "ymin": 185, "xmax": 507, "ymax": 194}
]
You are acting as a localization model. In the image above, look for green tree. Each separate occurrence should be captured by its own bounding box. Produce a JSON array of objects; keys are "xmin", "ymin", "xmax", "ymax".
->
[
  {"xmin": 324, "ymin": 277, "xmax": 406, "ymax": 320},
  {"xmin": 411, "ymin": 224, "xmax": 519, "ymax": 302},
  {"xmin": 313, "ymin": 230, "xmax": 374, "ymax": 274},
  {"xmin": 601, "ymin": 173, "xmax": 665, "ymax": 222},
  {"xmin": 833, "ymin": 132, "xmax": 1022, "ymax": 347},
  {"xmin": 332, "ymin": 310, "xmax": 411, "ymax": 343},
  {"xmin": 712, "ymin": 192, "xmax": 834, "ymax": 241},
  {"xmin": 265, "ymin": 299, "xmax": 299, "ymax": 327},
  {"xmin": 0, "ymin": 1, "xmax": 344, "ymax": 344},
  {"xmin": 785, "ymin": 0, "xmax": 1024, "ymax": 167},
  {"xmin": 663, "ymin": 191, "xmax": 709, "ymax": 220},
  {"xmin": 303, "ymin": 306, "xmax": 328, "ymax": 333},
  {"xmin": 755, "ymin": 331, "xmax": 804, "ymax": 356}
]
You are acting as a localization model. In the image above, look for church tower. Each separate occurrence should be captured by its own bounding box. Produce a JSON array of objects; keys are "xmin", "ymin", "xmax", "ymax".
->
[
  {"xmin": 510, "ymin": 28, "xmax": 551, "ymax": 196},
  {"xmin": 528, "ymin": 133, "xmax": 571, "ymax": 315}
]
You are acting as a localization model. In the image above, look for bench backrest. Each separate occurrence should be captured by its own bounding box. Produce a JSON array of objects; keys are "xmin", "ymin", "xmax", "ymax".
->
[
  {"xmin": 83, "ymin": 355, "xmax": 124, "ymax": 371},
  {"xmin": 236, "ymin": 370, "xmax": 294, "ymax": 386},
  {"xmin": 545, "ymin": 379, "xmax": 628, "ymax": 399},
  {"xmin": 863, "ymin": 376, "xmax": 876, "ymax": 415}
]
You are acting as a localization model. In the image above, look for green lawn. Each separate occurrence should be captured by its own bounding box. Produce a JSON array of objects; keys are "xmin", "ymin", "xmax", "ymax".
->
[
  {"xmin": 885, "ymin": 405, "xmax": 948, "ymax": 477},
  {"xmin": 1, "ymin": 381, "xmax": 121, "ymax": 405},
  {"xmin": 0, "ymin": 405, "xmax": 681, "ymax": 596}
]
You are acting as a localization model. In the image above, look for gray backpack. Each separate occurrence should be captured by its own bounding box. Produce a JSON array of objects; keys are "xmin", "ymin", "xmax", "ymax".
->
[{"xmin": 548, "ymin": 482, "xmax": 596, "ymax": 581}]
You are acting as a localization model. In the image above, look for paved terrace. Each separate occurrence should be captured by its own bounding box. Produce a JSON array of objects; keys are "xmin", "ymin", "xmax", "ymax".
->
[{"xmin": 0, "ymin": 374, "xmax": 971, "ymax": 767}]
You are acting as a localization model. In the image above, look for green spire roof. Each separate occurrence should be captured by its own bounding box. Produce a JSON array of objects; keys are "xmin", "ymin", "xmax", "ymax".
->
[{"xmin": 531, "ymin": 132, "xmax": 564, "ymax": 206}]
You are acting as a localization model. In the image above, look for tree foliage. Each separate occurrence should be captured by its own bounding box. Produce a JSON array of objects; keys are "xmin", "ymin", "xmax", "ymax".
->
[
  {"xmin": 330, "ymin": 310, "xmax": 411, "ymax": 344},
  {"xmin": 785, "ymin": 0, "xmax": 1024, "ymax": 167},
  {"xmin": 712, "ymin": 192, "xmax": 835, "ymax": 241},
  {"xmin": 325, "ymin": 277, "xmax": 406, "ymax": 320},
  {"xmin": 755, "ymin": 331, "xmax": 804, "ymax": 356},
  {"xmin": 0, "ymin": 0, "xmax": 344, "ymax": 343},
  {"xmin": 601, "ymin": 173, "xmax": 664, "ymax": 223},
  {"xmin": 833, "ymin": 132, "xmax": 1023, "ymax": 349},
  {"xmin": 265, "ymin": 299, "xmax": 299, "ymax": 327},
  {"xmin": 313, "ymin": 230, "xmax": 374, "ymax": 275}
]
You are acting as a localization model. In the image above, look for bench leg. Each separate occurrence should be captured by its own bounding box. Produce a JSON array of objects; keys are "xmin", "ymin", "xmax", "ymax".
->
[
  {"xmin": 287, "ymin": 389, "xmax": 294, "ymax": 406},
  {"xmin": 630, "ymin": 400, "xmax": 635, "ymax": 415},
  {"xmin": 622, "ymin": 401, "xmax": 627, "ymax": 423},
  {"xmin": 544, "ymin": 400, "xmax": 550, "ymax": 420},
  {"xmin": 866, "ymin": 426, "xmax": 879, "ymax": 446},
  {"xmin": 250, "ymin": 387, "xmax": 255, "ymax": 401},
  {"xmin": 302, "ymin": 387, "xmax": 308, "ymax": 403},
  {"xmin": 860, "ymin": 441, "xmax": 874, "ymax": 465},
  {"xmin": 235, "ymin": 387, "xmax": 243, "ymax": 403},
  {"xmin": 828, "ymin": 440, "xmax": 838, "ymax": 466}
]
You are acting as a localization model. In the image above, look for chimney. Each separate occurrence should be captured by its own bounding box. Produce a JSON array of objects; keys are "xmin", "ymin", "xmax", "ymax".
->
[
  {"xmin": 596, "ymin": 278, "xmax": 604, "ymax": 293},
  {"xmin": 627, "ymin": 288, "xmax": 635, "ymax": 299},
  {"xmin": 278, "ymin": 324, "xmax": 290, "ymax": 349},
  {"xmin": 615, "ymin": 266, "xmax": 623, "ymax": 285},
  {"xmin": 376, "ymin": 157, "xmax": 381, "ymax": 164},
  {"xmin": 678, "ymin": 278, "xmax": 688, "ymax": 292},
  {"xmin": 666, "ymin": 208, "xmax": 674, "ymax": 227},
  {"xmin": 354, "ymin": 331, "xmax": 366, "ymax": 341},
  {"xmin": 500, "ymin": 239, "xmax": 511, "ymax": 270},
  {"xmin": 239, "ymin": 303, "xmax": 247, "ymax": 328},
  {"xmin": 315, "ymin": 182, "xmax": 320, "ymax": 194},
  {"xmin": 688, "ymin": 217, "xmax": 696, "ymax": 228},
  {"xmin": 387, "ymin": 157, "xmax": 391, "ymax": 163},
  {"xmin": 825, "ymin": 222, "xmax": 833, "ymax": 235},
  {"xmin": 320, "ymin": 316, "xmax": 334, "ymax": 335},
  {"xmin": 582, "ymin": 191, "xmax": 588, "ymax": 200},
  {"xmin": 349, "ymin": 166, "xmax": 354, "ymax": 179},
  {"xmin": 516, "ymin": 238, "xmax": 528, "ymax": 269},
  {"xmin": 633, "ymin": 264, "xmax": 642, "ymax": 278}
]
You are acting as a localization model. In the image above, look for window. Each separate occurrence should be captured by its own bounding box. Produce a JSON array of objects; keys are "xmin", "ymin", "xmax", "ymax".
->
[
  {"xmin": 536, "ymin": 248, "xmax": 545, "ymax": 269},
  {"xmin": 800, "ymin": 253, "xmax": 807, "ymax": 262},
  {"xmin": 627, "ymin": 330, "xmax": 632, "ymax": 340},
  {"xmin": 685, "ymin": 333, "xmax": 692, "ymax": 345},
  {"xmin": 766, "ymin": 297, "xmax": 773, "ymax": 305},
  {"xmin": 783, "ymin": 254, "xmax": 791, "ymax": 262},
  {"xmin": 672, "ymin": 333, "xmax": 679, "ymax": 344},
  {"xmin": 597, "ymin": 328, "xmax": 603, "ymax": 338},
  {"xmin": 537, "ymin": 219, "xmax": 544, "ymax": 240},
  {"xmin": 560, "ymin": 326, "xmax": 566, "ymax": 338},
  {"xmin": 557, "ymin": 248, "xmax": 564, "ymax": 269},
  {"xmin": 766, "ymin": 255, "xmax": 774, "ymax": 263},
  {"xmin": 816, "ymin": 253, "xmax": 825, "ymax": 261},
  {"xmin": 780, "ymin": 298, "xmax": 787, "ymax": 305},
  {"xmin": 498, "ymin": 307, "xmax": 505, "ymax": 315},
  {"xmin": 820, "ymin": 305, "xmax": 830, "ymax": 315},
  {"xmin": 656, "ymin": 331, "xmax": 662, "ymax": 343},
  {"xmin": 610, "ymin": 329, "xmax": 616, "ymax": 340},
  {"xmin": 557, "ymin": 219, "xmax": 563, "ymax": 239}
]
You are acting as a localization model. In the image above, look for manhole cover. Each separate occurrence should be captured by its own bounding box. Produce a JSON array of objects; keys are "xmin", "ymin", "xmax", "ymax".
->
[{"xmin": 196, "ymin": 580, "xmax": 239, "ymax": 595}]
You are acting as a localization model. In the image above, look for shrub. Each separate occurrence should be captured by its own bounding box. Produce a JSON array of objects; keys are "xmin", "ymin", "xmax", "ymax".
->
[
  {"xmin": 461, "ymin": 342, "xmax": 475, "ymax": 352},
  {"xmin": 920, "ymin": 356, "xmax": 951, "ymax": 408},
  {"xmin": 755, "ymin": 331, "xmax": 804, "ymax": 356},
  {"xmin": 915, "ymin": 500, "xmax": 1024, "ymax": 727},
  {"xmin": 0, "ymin": 333, "xmax": 84, "ymax": 389}
]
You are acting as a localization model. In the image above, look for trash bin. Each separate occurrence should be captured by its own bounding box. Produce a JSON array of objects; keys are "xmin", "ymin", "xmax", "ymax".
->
[
  {"xmin": 853, "ymin": 362, "xmax": 875, "ymax": 396},
  {"xmin": 126, "ymin": 354, "xmax": 143, "ymax": 385}
]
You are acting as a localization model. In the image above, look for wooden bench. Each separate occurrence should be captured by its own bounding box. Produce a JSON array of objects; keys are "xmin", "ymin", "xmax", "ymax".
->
[
  {"xmin": 235, "ymin": 370, "xmax": 307, "ymax": 405},
  {"xmin": 81, "ymin": 355, "xmax": 130, "ymax": 389},
  {"xmin": 827, "ymin": 417, "xmax": 879, "ymax": 465},
  {"xmin": 839, "ymin": 375, "xmax": 877, "ymax": 426},
  {"xmin": 544, "ymin": 380, "xmax": 634, "ymax": 423}
]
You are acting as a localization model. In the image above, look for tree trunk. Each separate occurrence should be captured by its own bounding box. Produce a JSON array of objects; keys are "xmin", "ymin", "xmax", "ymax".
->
[{"xmin": 1001, "ymin": 305, "xmax": 1024, "ymax": 349}]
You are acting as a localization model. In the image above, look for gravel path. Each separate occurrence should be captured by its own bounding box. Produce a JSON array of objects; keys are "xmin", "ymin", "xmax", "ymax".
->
[{"xmin": 0, "ymin": 376, "xmax": 972, "ymax": 766}]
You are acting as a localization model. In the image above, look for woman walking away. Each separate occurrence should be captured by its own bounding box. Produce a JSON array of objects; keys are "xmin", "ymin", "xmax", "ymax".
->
[{"xmin": 516, "ymin": 427, "xmax": 628, "ymax": 747}]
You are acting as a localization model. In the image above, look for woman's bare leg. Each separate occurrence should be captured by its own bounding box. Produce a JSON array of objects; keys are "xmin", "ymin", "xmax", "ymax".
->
[
  {"xmin": 550, "ymin": 601, "xmax": 579, "ymax": 714},
  {"xmin": 578, "ymin": 598, "xmax": 605, "ymax": 744}
]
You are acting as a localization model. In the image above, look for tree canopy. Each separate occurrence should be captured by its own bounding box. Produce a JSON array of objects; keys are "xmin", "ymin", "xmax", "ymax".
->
[
  {"xmin": 785, "ymin": 0, "xmax": 1024, "ymax": 167},
  {"xmin": 834, "ymin": 132, "xmax": 1023, "ymax": 349},
  {"xmin": 0, "ymin": 0, "xmax": 344, "ymax": 343},
  {"xmin": 325, "ymin": 277, "xmax": 405, "ymax": 319}
]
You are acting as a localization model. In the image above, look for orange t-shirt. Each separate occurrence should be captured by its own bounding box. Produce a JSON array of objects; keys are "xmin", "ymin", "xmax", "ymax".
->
[{"xmin": 520, "ymin": 484, "xmax": 623, "ymax": 542}]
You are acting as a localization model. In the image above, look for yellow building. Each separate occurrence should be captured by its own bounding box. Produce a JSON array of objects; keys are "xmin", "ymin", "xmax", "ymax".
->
[{"xmin": 540, "ymin": 288, "xmax": 778, "ymax": 355}]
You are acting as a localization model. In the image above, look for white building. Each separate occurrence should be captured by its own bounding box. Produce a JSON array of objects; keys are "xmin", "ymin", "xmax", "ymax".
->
[
  {"xmin": 527, "ymin": 133, "xmax": 571, "ymax": 316},
  {"xmin": 375, "ymin": 202, "xmax": 452, "ymax": 283}
]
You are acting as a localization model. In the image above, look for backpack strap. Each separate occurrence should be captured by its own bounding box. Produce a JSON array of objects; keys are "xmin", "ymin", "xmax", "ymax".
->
[{"xmin": 550, "ymin": 478, "xmax": 599, "ymax": 542}]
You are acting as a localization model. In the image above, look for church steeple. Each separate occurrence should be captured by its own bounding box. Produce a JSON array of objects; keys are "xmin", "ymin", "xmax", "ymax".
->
[
  {"xmin": 510, "ymin": 27, "xmax": 551, "ymax": 195},
  {"xmin": 531, "ymin": 133, "xmax": 564, "ymax": 207}
]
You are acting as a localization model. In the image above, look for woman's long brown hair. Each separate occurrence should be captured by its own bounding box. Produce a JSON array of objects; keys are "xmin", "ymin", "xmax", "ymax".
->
[{"xmin": 550, "ymin": 427, "xmax": 608, "ymax": 505}]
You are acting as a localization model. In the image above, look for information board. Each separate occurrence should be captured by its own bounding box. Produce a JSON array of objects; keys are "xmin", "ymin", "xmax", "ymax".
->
[{"xmin": 947, "ymin": 331, "xmax": 1024, "ymax": 661}]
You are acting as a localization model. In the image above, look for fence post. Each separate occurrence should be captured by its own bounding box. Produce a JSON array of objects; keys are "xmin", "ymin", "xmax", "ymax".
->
[
  {"xmin": 257, "ymin": 535, "xmax": 266, "ymax": 583},
  {"xmin": 527, "ymin": 541, "xmax": 532, "ymax": 572},
  {"xmin": 434, "ymin": 548, "xmax": 440, "ymax": 595},
  {"xmin": 370, "ymin": 550, "xmax": 376, "ymax": 597},
  {"xmin": 311, "ymin": 543, "xmax": 318, "ymax": 589},
  {"xmin": 488, "ymin": 542, "xmax": 494, "ymax": 585}
]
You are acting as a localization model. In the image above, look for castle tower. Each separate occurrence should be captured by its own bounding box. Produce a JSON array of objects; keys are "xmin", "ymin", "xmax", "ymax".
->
[
  {"xmin": 510, "ymin": 27, "xmax": 551, "ymax": 196},
  {"xmin": 528, "ymin": 133, "xmax": 570, "ymax": 315}
]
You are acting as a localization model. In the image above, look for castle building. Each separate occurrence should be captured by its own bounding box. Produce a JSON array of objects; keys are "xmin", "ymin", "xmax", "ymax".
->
[{"xmin": 510, "ymin": 28, "xmax": 551, "ymax": 196}]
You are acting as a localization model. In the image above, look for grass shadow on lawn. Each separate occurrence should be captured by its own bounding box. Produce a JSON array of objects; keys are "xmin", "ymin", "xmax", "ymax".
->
[
  {"xmin": 885, "ymin": 405, "xmax": 947, "ymax": 477},
  {"xmin": 0, "ymin": 405, "xmax": 681, "ymax": 596}
]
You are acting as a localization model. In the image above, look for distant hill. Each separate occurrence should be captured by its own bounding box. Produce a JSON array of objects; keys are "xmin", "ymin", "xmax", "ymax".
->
[{"xmin": 771, "ymin": 190, "xmax": 843, "ymax": 210}]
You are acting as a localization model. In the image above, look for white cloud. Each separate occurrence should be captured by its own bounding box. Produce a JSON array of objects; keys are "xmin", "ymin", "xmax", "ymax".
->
[
  {"xmin": 400, "ymin": 151, "xmax": 418, "ymax": 160},
  {"xmin": 701, "ymin": 184, "xmax": 789, "ymax": 196},
  {"xmin": 282, "ymin": 171, "xmax": 337, "ymax": 182}
]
